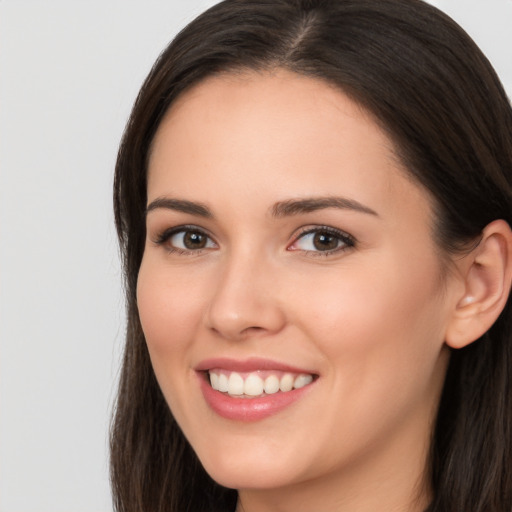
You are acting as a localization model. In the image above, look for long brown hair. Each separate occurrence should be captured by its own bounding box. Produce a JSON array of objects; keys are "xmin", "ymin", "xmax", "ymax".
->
[{"xmin": 111, "ymin": 1, "xmax": 512, "ymax": 510}]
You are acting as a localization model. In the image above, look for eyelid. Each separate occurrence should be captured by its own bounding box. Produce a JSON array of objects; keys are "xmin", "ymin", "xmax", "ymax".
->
[
  {"xmin": 150, "ymin": 223, "xmax": 355, "ymax": 256},
  {"xmin": 152, "ymin": 224, "xmax": 218, "ymax": 253},
  {"xmin": 287, "ymin": 225, "xmax": 356, "ymax": 255}
]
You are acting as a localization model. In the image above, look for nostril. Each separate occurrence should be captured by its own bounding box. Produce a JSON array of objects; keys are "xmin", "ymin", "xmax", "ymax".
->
[{"xmin": 241, "ymin": 326, "xmax": 266, "ymax": 336}]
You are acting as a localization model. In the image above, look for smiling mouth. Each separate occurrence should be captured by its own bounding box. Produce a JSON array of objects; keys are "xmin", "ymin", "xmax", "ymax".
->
[{"xmin": 207, "ymin": 369, "xmax": 315, "ymax": 398}]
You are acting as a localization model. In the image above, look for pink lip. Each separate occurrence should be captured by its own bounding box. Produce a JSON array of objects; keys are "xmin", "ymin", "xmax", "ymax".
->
[
  {"xmin": 195, "ymin": 357, "xmax": 314, "ymax": 374},
  {"xmin": 195, "ymin": 357, "xmax": 317, "ymax": 422}
]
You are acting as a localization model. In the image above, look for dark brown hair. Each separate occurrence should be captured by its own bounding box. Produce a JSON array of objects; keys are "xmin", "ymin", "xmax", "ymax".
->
[{"xmin": 111, "ymin": 1, "xmax": 512, "ymax": 510}]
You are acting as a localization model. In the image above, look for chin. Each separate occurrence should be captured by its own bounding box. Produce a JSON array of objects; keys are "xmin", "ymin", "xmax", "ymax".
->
[
  {"xmin": 207, "ymin": 466, "xmax": 297, "ymax": 491},
  {"xmin": 197, "ymin": 443, "xmax": 307, "ymax": 491}
]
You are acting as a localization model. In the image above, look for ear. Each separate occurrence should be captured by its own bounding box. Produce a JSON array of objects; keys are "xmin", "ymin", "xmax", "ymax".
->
[{"xmin": 445, "ymin": 219, "xmax": 512, "ymax": 349}]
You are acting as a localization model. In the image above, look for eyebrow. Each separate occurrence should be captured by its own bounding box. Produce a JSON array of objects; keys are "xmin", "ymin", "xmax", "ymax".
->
[
  {"xmin": 145, "ymin": 197, "xmax": 213, "ymax": 218},
  {"xmin": 145, "ymin": 195, "xmax": 379, "ymax": 219},
  {"xmin": 271, "ymin": 196, "xmax": 379, "ymax": 217}
]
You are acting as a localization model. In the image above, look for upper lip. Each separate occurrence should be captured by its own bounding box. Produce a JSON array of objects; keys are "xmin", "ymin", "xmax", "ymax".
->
[{"xmin": 195, "ymin": 357, "xmax": 317, "ymax": 375}]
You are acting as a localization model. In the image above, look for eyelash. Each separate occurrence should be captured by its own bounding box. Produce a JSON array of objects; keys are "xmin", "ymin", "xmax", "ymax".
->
[
  {"xmin": 153, "ymin": 225, "xmax": 217, "ymax": 256},
  {"xmin": 288, "ymin": 226, "xmax": 356, "ymax": 257},
  {"xmin": 152, "ymin": 225, "xmax": 356, "ymax": 256}
]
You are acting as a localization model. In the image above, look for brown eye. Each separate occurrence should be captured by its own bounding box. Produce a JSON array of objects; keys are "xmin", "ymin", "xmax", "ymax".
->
[
  {"xmin": 312, "ymin": 232, "xmax": 339, "ymax": 251},
  {"xmin": 163, "ymin": 228, "xmax": 216, "ymax": 252},
  {"xmin": 183, "ymin": 231, "xmax": 207, "ymax": 249},
  {"xmin": 288, "ymin": 227, "xmax": 355, "ymax": 254}
]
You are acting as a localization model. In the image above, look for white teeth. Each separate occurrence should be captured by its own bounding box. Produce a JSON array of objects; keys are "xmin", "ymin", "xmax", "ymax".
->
[
  {"xmin": 279, "ymin": 374, "xmax": 294, "ymax": 392},
  {"xmin": 218, "ymin": 373, "xmax": 229, "ymax": 392},
  {"xmin": 228, "ymin": 372, "xmax": 244, "ymax": 395},
  {"xmin": 208, "ymin": 370, "xmax": 314, "ymax": 396},
  {"xmin": 264, "ymin": 375, "xmax": 280, "ymax": 394},
  {"xmin": 244, "ymin": 374, "xmax": 264, "ymax": 396},
  {"xmin": 209, "ymin": 372, "xmax": 219, "ymax": 390},
  {"xmin": 293, "ymin": 374, "xmax": 313, "ymax": 389}
]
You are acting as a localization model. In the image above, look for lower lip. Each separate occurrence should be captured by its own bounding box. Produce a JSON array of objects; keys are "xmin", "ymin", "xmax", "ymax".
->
[{"xmin": 198, "ymin": 374, "xmax": 315, "ymax": 422}]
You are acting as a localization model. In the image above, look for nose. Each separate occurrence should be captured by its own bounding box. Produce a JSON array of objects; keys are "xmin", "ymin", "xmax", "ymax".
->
[{"xmin": 204, "ymin": 251, "xmax": 286, "ymax": 341}]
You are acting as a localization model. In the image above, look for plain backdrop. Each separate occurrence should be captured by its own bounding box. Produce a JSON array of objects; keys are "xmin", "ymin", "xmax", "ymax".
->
[{"xmin": 0, "ymin": 1, "xmax": 511, "ymax": 511}]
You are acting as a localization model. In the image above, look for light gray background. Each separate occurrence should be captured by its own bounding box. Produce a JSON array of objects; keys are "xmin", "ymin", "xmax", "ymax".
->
[{"xmin": 0, "ymin": 1, "xmax": 510, "ymax": 511}]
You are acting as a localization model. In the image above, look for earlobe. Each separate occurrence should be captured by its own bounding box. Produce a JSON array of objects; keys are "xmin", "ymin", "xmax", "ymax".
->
[{"xmin": 445, "ymin": 219, "xmax": 512, "ymax": 349}]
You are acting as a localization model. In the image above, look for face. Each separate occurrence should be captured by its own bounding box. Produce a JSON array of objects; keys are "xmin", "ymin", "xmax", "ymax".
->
[{"xmin": 137, "ymin": 71, "xmax": 459, "ymax": 500}]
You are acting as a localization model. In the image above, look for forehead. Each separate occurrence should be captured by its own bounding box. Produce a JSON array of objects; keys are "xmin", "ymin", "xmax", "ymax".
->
[
  {"xmin": 151, "ymin": 70, "xmax": 395, "ymax": 165},
  {"xmin": 148, "ymin": 70, "xmax": 432, "ymax": 225}
]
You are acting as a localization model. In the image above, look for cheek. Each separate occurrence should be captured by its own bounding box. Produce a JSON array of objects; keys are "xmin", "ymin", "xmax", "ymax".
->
[
  {"xmin": 136, "ymin": 256, "xmax": 211, "ymax": 425},
  {"xmin": 136, "ymin": 256, "xmax": 205, "ymax": 357},
  {"xmin": 294, "ymin": 254, "xmax": 448, "ymax": 384},
  {"xmin": 291, "ymin": 260, "xmax": 449, "ymax": 453}
]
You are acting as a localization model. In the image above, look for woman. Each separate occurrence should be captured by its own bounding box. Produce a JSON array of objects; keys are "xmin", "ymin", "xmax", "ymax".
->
[{"xmin": 111, "ymin": 0, "xmax": 512, "ymax": 510}]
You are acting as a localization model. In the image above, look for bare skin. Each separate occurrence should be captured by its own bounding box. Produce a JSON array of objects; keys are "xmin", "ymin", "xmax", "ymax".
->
[{"xmin": 137, "ymin": 70, "xmax": 512, "ymax": 511}]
